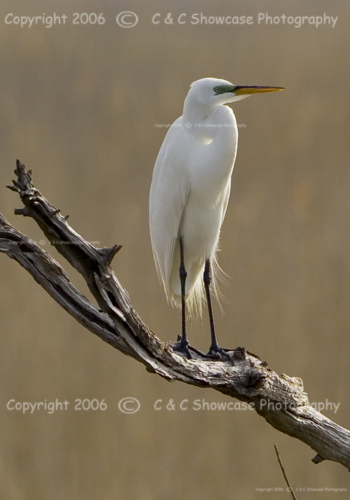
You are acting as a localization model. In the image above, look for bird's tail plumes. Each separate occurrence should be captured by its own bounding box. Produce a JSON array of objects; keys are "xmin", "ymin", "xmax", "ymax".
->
[{"xmin": 209, "ymin": 253, "xmax": 228, "ymax": 314}]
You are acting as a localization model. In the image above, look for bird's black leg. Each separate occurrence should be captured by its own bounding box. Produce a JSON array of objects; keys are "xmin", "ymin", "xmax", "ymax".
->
[
  {"xmin": 179, "ymin": 238, "xmax": 189, "ymax": 348},
  {"xmin": 173, "ymin": 246, "xmax": 227, "ymax": 360},
  {"xmin": 173, "ymin": 238, "xmax": 192, "ymax": 359},
  {"xmin": 204, "ymin": 259, "xmax": 229, "ymax": 359}
]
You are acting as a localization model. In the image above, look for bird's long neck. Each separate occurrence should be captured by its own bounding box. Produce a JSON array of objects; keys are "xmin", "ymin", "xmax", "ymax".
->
[
  {"xmin": 182, "ymin": 92, "xmax": 217, "ymax": 143},
  {"xmin": 182, "ymin": 93, "xmax": 211, "ymax": 128},
  {"xmin": 182, "ymin": 94, "xmax": 235, "ymax": 144}
]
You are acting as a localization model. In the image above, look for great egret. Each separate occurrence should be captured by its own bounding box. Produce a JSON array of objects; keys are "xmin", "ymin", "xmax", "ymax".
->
[{"xmin": 149, "ymin": 77, "xmax": 283, "ymax": 359}]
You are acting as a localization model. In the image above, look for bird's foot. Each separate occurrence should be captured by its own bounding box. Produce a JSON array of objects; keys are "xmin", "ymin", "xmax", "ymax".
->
[
  {"xmin": 172, "ymin": 337, "xmax": 215, "ymax": 360},
  {"xmin": 172, "ymin": 338, "xmax": 245, "ymax": 363},
  {"xmin": 172, "ymin": 338, "xmax": 193, "ymax": 359},
  {"xmin": 207, "ymin": 343, "xmax": 233, "ymax": 361}
]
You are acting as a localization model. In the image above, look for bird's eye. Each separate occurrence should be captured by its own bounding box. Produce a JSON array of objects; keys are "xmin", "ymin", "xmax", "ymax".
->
[{"xmin": 214, "ymin": 87, "xmax": 220, "ymax": 93}]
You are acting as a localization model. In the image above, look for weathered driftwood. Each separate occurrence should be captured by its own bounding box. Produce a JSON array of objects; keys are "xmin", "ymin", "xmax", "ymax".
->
[{"xmin": 0, "ymin": 160, "xmax": 349, "ymax": 470}]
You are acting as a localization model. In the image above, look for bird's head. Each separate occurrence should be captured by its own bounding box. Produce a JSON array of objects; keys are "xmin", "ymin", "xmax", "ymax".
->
[{"xmin": 188, "ymin": 78, "xmax": 284, "ymax": 107}]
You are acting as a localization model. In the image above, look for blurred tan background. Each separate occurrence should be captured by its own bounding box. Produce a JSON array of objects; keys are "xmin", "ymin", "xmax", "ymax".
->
[{"xmin": 0, "ymin": 0, "xmax": 349, "ymax": 498}]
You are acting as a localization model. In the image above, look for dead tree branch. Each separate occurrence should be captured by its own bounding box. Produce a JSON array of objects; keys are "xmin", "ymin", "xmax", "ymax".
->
[{"xmin": 1, "ymin": 160, "xmax": 349, "ymax": 470}]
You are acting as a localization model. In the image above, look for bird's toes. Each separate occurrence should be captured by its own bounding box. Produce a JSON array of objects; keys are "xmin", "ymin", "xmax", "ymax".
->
[
  {"xmin": 172, "ymin": 341, "xmax": 193, "ymax": 360},
  {"xmin": 207, "ymin": 345, "xmax": 233, "ymax": 361}
]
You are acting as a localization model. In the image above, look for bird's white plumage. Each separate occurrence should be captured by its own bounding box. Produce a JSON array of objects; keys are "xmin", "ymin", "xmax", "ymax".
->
[{"xmin": 150, "ymin": 78, "xmax": 241, "ymax": 315}]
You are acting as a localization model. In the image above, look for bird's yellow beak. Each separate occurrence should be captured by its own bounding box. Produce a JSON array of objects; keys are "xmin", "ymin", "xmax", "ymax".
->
[{"xmin": 232, "ymin": 86, "xmax": 285, "ymax": 95}]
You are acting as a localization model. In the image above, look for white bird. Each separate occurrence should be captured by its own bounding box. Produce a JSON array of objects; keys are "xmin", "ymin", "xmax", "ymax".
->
[{"xmin": 150, "ymin": 77, "xmax": 283, "ymax": 359}]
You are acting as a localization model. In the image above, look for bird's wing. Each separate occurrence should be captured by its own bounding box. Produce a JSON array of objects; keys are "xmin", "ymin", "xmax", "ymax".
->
[{"xmin": 149, "ymin": 118, "xmax": 189, "ymax": 303}]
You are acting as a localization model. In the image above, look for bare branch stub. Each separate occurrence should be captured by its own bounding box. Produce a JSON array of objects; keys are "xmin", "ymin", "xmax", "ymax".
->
[
  {"xmin": 274, "ymin": 445, "xmax": 297, "ymax": 500},
  {"xmin": 1, "ymin": 160, "xmax": 350, "ymax": 471}
]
